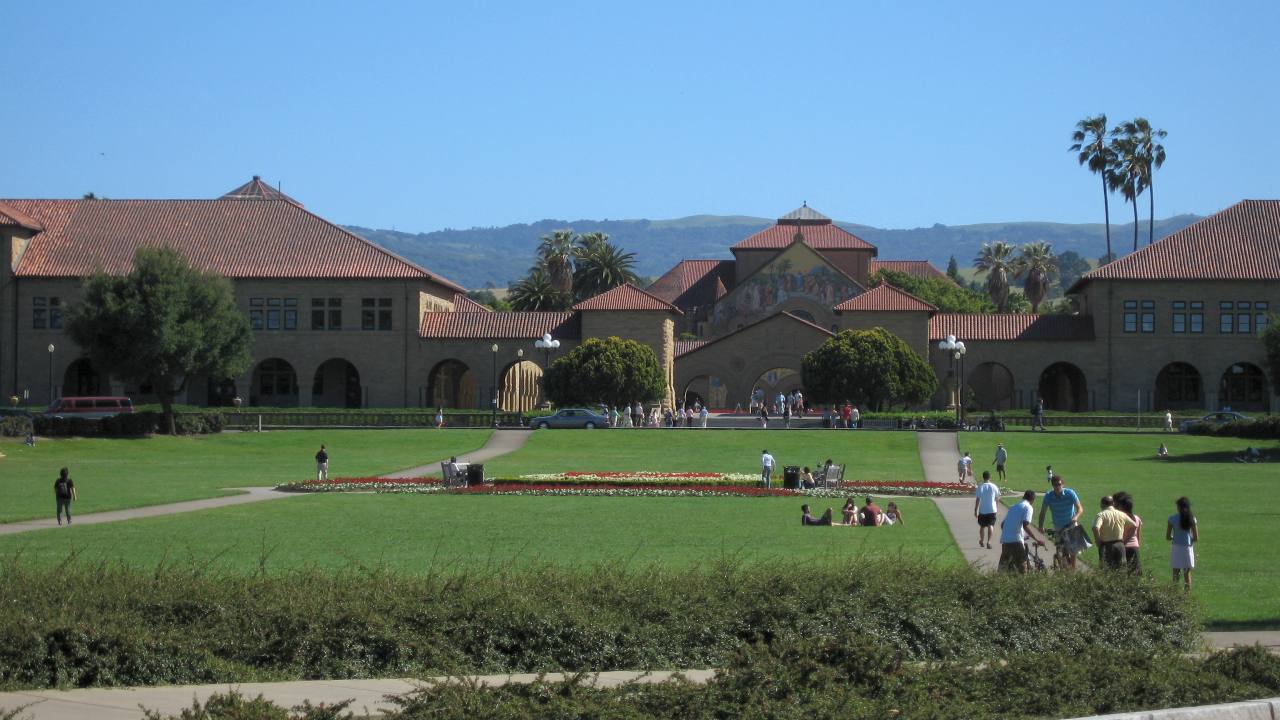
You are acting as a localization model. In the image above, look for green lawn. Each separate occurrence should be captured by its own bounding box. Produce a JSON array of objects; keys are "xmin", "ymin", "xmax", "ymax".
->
[
  {"xmin": 0, "ymin": 430, "xmax": 492, "ymax": 523},
  {"xmin": 959, "ymin": 432, "xmax": 1280, "ymax": 629},
  {"xmin": 0, "ymin": 494, "xmax": 960, "ymax": 571}
]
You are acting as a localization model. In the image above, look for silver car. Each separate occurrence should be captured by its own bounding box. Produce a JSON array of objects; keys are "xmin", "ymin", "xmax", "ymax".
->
[
  {"xmin": 531, "ymin": 408, "xmax": 608, "ymax": 429},
  {"xmin": 1178, "ymin": 411, "xmax": 1254, "ymax": 433}
]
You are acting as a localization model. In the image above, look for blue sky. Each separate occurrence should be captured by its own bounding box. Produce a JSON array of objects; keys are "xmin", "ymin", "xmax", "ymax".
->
[{"xmin": 3, "ymin": 1, "xmax": 1277, "ymax": 232}]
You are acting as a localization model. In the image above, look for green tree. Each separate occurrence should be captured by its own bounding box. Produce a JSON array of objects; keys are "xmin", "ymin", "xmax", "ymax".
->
[
  {"xmin": 464, "ymin": 289, "xmax": 512, "ymax": 311},
  {"xmin": 508, "ymin": 268, "xmax": 566, "ymax": 311},
  {"xmin": 945, "ymin": 255, "xmax": 960, "ymax": 282},
  {"xmin": 66, "ymin": 246, "xmax": 253, "ymax": 434},
  {"xmin": 1116, "ymin": 118, "xmax": 1168, "ymax": 247},
  {"xmin": 1070, "ymin": 114, "xmax": 1118, "ymax": 264},
  {"xmin": 973, "ymin": 241, "xmax": 1016, "ymax": 311},
  {"xmin": 572, "ymin": 231, "xmax": 640, "ymax": 301},
  {"xmin": 543, "ymin": 337, "xmax": 666, "ymax": 409},
  {"xmin": 870, "ymin": 269, "xmax": 994, "ymax": 313},
  {"xmin": 1056, "ymin": 250, "xmax": 1091, "ymax": 291},
  {"xmin": 800, "ymin": 328, "xmax": 937, "ymax": 411},
  {"xmin": 535, "ymin": 229, "xmax": 577, "ymax": 300},
  {"xmin": 1260, "ymin": 315, "xmax": 1280, "ymax": 398},
  {"xmin": 1109, "ymin": 134, "xmax": 1147, "ymax": 254},
  {"xmin": 1011, "ymin": 241, "xmax": 1059, "ymax": 313}
]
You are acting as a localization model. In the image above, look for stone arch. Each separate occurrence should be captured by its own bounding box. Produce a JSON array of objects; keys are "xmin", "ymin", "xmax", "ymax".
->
[
  {"xmin": 499, "ymin": 360, "xmax": 543, "ymax": 412},
  {"xmin": 1155, "ymin": 362, "xmax": 1203, "ymax": 411},
  {"xmin": 62, "ymin": 358, "xmax": 107, "ymax": 397},
  {"xmin": 251, "ymin": 358, "xmax": 299, "ymax": 407},
  {"xmin": 1038, "ymin": 362, "xmax": 1088, "ymax": 412},
  {"xmin": 312, "ymin": 358, "xmax": 362, "ymax": 408},
  {"xmin": 1219, "ymin": 362, "xmax": 1268, "ymax": 411},
  {"xmin": 682, "ymin": 375, "xmax": 729, "ymax": 410},
  {"xmin": 968, "ymin": 362, "xmax": 1014, "ymax": 411},
  {"xmin": 753, "ymin": 367, "xmax": 803, "ymax": 409},
  {"xmin": 428, "ymin": 359, "xmax": 476, "ymax": 409}
]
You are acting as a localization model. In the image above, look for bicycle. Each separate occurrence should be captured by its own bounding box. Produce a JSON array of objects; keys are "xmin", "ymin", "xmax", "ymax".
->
[
  {"xmin": 1021, "ymin": 538, "xmax": 1048, "ymax": 574},
  {"xmin": 1042, "ymin": 527, "xmax": 1076, "ymax": 572}
]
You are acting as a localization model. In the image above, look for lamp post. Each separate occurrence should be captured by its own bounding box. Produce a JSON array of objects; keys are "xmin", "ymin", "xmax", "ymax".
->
[
  {"xmin": 47, "ymin": 344, "xmax": 55, "ymax": 405},
  {"xmin": 491, "ymin": 344, "xmax": 499, "ymax": 428},
  {"xmin": 937, "ymin": 335, "xmax": 966, "ymax": 427}
]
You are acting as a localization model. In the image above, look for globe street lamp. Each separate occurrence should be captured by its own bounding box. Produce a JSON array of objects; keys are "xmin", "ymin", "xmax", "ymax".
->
[
  {"xmin": 937, "ymin": 335, "xmax": 966, "ymax": 427},
  {"xmin": 47, "ymin": 344, "xmax": 55, "ymax": 405}
]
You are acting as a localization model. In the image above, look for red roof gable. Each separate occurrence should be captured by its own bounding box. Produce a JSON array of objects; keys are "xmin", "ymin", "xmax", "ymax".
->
[
  {"xmin": 572, "ymin": 283, "xmax": 682, "ymax": 313},
  {"xmin": 731, "ymin": 223, "xmax": 876, "ymax": 251},
  {"xmin": 835, "ymin": 283, "xmax": 937, "ymax": 312},
  {"xmin": 870, "ymin": 260, "xmax": 950, "ymax": 282},
  {"xmin": 674, "ymin": 340, "xmax": 707, "ymax": 357},
  {"xmin": 420, "ymin": 311, "xmax": 581, "ymax": 339},
  {"xmin": 1, "ymin": 199, "xmax": 463, "ymax": 289},
  {"xmin": 929, "ymin": 314, "xmax": 1095, "ymax": 341},
  {"xmin": 0, "ymin": 200, "xmax": 43, "ymax": 231},
  {"xmin": 646, "ymin": 260, "xmax": 736, "ymax": 307},
  {"xmin": 453, "ymin": 293, "xmax": 492, "ymax": 312},
  {"xmin": 1070, "ymin": 200, "xmax": 1280, "ymax": 291}
]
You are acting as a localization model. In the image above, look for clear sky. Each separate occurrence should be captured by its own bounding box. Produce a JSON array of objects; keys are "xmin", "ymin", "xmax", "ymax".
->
[{"xmin": 3, "ymin": 1, "xmax": 1277, "ymax": 233}]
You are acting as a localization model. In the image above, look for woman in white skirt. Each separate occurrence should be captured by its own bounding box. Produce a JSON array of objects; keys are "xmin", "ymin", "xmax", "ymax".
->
[{"xmin": 1166, "ymin": 496, "xmax": 1199, "ymax": 590}]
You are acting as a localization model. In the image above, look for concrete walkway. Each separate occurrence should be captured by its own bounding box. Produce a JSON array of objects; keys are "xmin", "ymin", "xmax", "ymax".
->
[
  {"xmin": 0, "ymin": 670, "xmax": 716, "ymax": 719},
  {"xmin": 380, "ymin": 428, "xmax": 532, "ymax": 479},
  {"xmin": 0, "ymin": 487, "xmax": 297, "ymax": 536}
]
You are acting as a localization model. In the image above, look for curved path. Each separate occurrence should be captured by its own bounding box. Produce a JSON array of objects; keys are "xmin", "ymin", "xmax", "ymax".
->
[{"xmin": 379, "ymin": 429, "xmax": 532, "ymax": 479}]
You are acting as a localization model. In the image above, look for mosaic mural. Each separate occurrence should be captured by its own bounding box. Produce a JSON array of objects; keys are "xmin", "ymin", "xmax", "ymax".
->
[{"xmin": 711, "ymin": 243, "xmax": 860, "ymax": 333}]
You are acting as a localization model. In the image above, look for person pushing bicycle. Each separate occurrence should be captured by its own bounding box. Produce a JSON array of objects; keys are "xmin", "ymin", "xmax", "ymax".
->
[{"xmin": 1038, "ymin": 474, "xmax": 1084, "ymax": 570}]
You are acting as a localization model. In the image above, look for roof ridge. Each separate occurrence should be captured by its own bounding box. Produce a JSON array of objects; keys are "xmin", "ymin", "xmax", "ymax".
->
[{"xmin": 572, "ymin": 283, "xmax": 683, "ymax": 312}]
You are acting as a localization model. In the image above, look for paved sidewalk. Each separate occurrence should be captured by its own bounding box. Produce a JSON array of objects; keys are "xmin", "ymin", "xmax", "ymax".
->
[
  {"xmin": 380, "ymin": 429, "xmax": 532, "ymax": 479},
  {"xmin": 0, "ymin": 487, "xmax": 297, "ymax": 536},
  {"xmin": 0, "ymin": 670, "xmax": 716, "ymax": 719}
]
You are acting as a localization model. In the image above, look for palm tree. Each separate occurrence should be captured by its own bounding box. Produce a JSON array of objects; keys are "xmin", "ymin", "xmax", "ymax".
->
[
  {"xmin": 1011, "ymin": 241, "xmax": 1059, "ymax": 313},
  {"xmin": 1109, "ymin": 134, "xmax": 1147, "ymax": 254},
  {"xmin": 1070, "ymin": 115, "xmax": 1117, "ymax": 264},
  {"xmin": 536, "ymin": 229, "xmax": 577, "ymax": 299},
  {"xmin": 973, "ymin": 241, "xmax": 1016, "ymax": 312},
  {"xmin": 573, "ymin": 232, "xmax": 640, "ymax": 300},
  {"xmin": 1116, "ymin": 118, "xmax": 1167, "ymax": 246},
  {"xmin": 508, "ymin": 268, "xmax": 565, "ymax": 311}
]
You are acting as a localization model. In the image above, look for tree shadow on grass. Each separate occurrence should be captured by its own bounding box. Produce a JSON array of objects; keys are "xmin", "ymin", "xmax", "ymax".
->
[
  {"xmin": 1134, "ymin": 451, "xmax": 1275, "ymax": 464},
  {"xmin": 1205, "ymin": 618, "xmax": 1280, "ymax": 632}
]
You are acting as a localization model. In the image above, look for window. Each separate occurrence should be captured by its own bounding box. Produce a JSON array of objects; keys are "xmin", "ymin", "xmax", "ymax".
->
[
  {"xmin": 362, "ymin": 298, "xmax": 376, "ymax": 307},
  {"xmin": 379, "ymin": 298, "xmax": 393, "ymax": 307},
  {"xmin": 1124, "ymin": 300, "xmax": 1137, "ymax": 309},
  {"xmin": 250, "ymin": 309, "xmax": 264, "ymax": 330},
  {"xmin": 1221, "ymin": 301, "xmax": 1233, "ymax": 309},
  {"xmin": 362, "ymin": 309, "xmax": 376, "ymax": 330},
  {"xmin": 48, "ymin": 297, "xmax": 62, "ymax": 329},
  {"xmin": 267, "ymin": 309, "xmax": 281, "ymax": 330},
  {"xmin": 379, "ymin": 309, "xmax": 393, "ymax": 331},
  {"xmin": 1141, "ymin": 300, "xmax": 1155, "ymax": 309},
  {"xmin": 250, "ymin": 298, "xmax": 264, "ymax": 307},
  {"xmin": 1239, "ymin": 301, "xmax": 1251, "ymax": 310},
  {"xmin": 1173, "ymin": 301, "xmax": 1186, "ymax": 309},
  {"xmin": 32, "ymin": 309, "xmax": 46, "ymax": 329},
  {"xmin": 1221, "ymin": 314, "xmax": 1233, "ymax": 333},
  {"xmin": 94, "ymin": 399, "xmax": 119, "ymax": 408},
  {"xmin": 1191, "ymin": 301, "xmax": 1204, "ymax": 309},
  {"xmin": 1238, "ymin": 314, "xmax": 1251, "ymax": 333},
  {"xmin": 1258, "ymin": 302, "xmax": 1269, "ymax": 310},
  {"xmin": 328, "ymin": 298, "xmax": 342, "ymax": 330},
  {"xmin": 1258, "ymin": 314, "xmax": 1270, "ymax": 331},
  {"xmin": 267, "ymin": 298, "xmax": 280, "ymax": 307},
  {"xmin": 1141, "ymin": 313, "xmax": 1154, "ymax": 332},
  {"xmin": 311, "ymin": 309, "xmax": 325, "ymax": 330},
  {"xmin": 1124, "ymin": 313, "xmax": 1137, "ymax": 332},
  {"xmin": 285, "ymin": 298, "xmax": 297, "ymax": 307},
  {"xmin": 1173, "ymin": 313, "xmax": 1186, "ymax": 333},
  {"xmin": 1191, "ymin": 313, "xmax": 1204, "ymax": 333},
  {"xmin": 32, "ymin": 296, "xmax": 57, "ymax": 329},
  {"xmin": 284, "ymin": 310, "xmax": 297, "ymax": 330}
]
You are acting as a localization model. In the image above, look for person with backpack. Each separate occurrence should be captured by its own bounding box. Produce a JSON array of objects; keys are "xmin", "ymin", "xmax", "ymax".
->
[{"xmin": 54, "ymin": 467, "xmax": 75, "ymax": 525}]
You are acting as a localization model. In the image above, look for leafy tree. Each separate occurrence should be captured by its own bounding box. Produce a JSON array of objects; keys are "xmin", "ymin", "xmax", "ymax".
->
[
  {"xmin": 1070, "ymin": 114, "xmax": 1118, "ymax": 264},
  {"xmin": 508, "ymin": 268, "xmax": 567, "ymax": 311},
  {"xmin": 1011, "ymin": 241, "xmax": 1059, "ymax": 313},
  {"xmin": 573, "ymin": 231, "xmax": 640, "ymax": 301},
  {"xmin": 1116, "ymin": 118, "xmax": 1167, "ymax": 247},
  {"xmin": 973, "ymin": 241, "xmax": 1016, "ymax": 311},
  {"xmin": 945, "ymin": 255, "xmax": 960, "ymax": 282},
  {"xmin": 1109, "ymin": 134, "xmax": 1147, "ymax": 254},
  {"xmin": 543, "ymin": 337, "xmax": 666, "ymax": 409},
  {"xmin": 66, "ymin": 246, "xmax": 253, "ymax": 434},
  {"xmin": 1042, "ymin": 295, "xmax": 1081, "ymax": 314},
  {"xmin": 1056, "ymin": 250, "xmax": 1091, "ymax": 291},
  {"xmin": 1260, "ymin": 315, "xmax": 1280, "ymax": 398},
  {"xmin": 464, "ymin": 289, "xmax": 512, "ymax": 311},
  {"xmin": 801, "ymin": 328, "xmax": 937, "ymax": 411},
  {"xmin": 536, "ymin": 229, "xmax": 577, "ymax": 299},
  {"xmin": 1097, "ymin": 251, "xmax": 1116, "ymax": 266},
  {"xmin": 870, "ymin": 269, "xmax": 994, "ymax": 313}
]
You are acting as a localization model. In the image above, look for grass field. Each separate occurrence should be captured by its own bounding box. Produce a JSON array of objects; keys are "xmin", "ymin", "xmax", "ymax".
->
[
  {"xmin": 958, "ymin": 432, "xmax": 1280, "ymax": 629},
  {"xmin": 0, "ymin": 430, "xmax": 492, "ymax": 523}
]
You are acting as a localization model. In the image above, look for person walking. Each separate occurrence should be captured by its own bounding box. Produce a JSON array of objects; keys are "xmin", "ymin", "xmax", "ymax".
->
[
  {"xmin": 760, "ymin": 449, "xmax": 777, "ymax": 488},
  {"xmin": 699, "ymin": 404, "xmax": 708, "ymax": 428},
  {"xmin": 1037, "ymin": 474, "xmax": 1083, "ymax": 569},
  {"xmin": 1093, "ymin": 495, "xmax": 1137, "ymax": 570},
  {"xmin": 1163, "ymin": 410, "xmax": 1173, "ymax": 432},
  {"xmin": 992, "ymin": 443, "xmax": 1008, "ymax": 481},
  {"xmin": 435, "ymin": 407, "xmax": 444, "ymax": 428},
  {"xmin": 850, "ymin": 406, "xmax": 860, "ymax": 429},
  {"xmin": 1166, "ymin": 496, "xmax": 1199, "ymax": 590},
  {"xmin": 54, "ymin": 467, "xmax": 75, "ymax": 525},
  {"xmin": 974, "ymin": 470, "xmax": 1001, "ymax": 549},
  {"xmin": 1114, "ymin": 491, "xmax": 1142, "ymax": 573},
  {"xmin": 315, "ymin": 444, "xmax": 329, "ymax": 481},
  {"xmin": 759, "ymin": 405, "xmax": 769, "ymax": 429},
  {"xmin": 957, "ymin": 452, "xmax": 973, "ymax": 483},
  {"xmin": 783, "ymin": 402, "xmax": 791, "ymax": 429},
  {"xmin": 795, "ymin": 390, "xmax": 804, "ymax": 416},
  {"xmin": 1031, "ymin": 398, "xmax": 1046, "ymax": 431},
  {"xmin": 841, "ymin": 404, "xmax": 852, "ymax": 429},
  {"xmin": 998, "ymin": 490, "xmax": 1046, "ymax": 573}
]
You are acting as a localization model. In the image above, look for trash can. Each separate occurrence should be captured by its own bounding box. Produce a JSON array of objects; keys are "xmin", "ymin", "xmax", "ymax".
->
[
  {"xmin": 783, "ymin": 466, "xmax": 801, "ymax": 489},
  {"xmin": 466, "ymin": 464, "xmax": 485, "ymax": 486}
]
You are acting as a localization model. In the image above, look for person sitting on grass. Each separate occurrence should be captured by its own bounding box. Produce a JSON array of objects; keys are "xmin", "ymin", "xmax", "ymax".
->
[
  {"xmin": 859, "ymin": 497, "xmax": 883, "ymax": 527},
  {"xmin": 841, "ymin": 498, "xmax": 858, "ymax": 525},
  {"xmin": 801, "ymin": 504, "xmax": 833, "ymax": 526},
  {"xmin": 801, "ymin": 467, "xmax": 815, "ymax": 489},
  {"xmin": 1158, "ymin": 443, "xmax": 1169, "ymax": 457},
  {"xmin": 884, "ymin": 501, "xmax": 904, "ymax": 525}
]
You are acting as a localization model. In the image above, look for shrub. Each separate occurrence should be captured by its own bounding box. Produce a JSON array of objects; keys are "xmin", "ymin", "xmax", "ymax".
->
[
  {"xmin": 0, "ymin": 416, "xmax": 32, "ymax": 437},
  {"xmin": 1186, "ymin": 417, "xmax": 1280, "ymax": 440},
  {"xmin": 32, "ymin": 411, "xmax": 223, "ymax": 437}
]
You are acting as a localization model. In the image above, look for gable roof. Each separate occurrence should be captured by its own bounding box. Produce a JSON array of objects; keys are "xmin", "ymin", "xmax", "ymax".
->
[
  {"xmin": 1069, "ymin": 200, "xmax": 1280, "ymax": 292},
  {"xmin": 0, "ymin": 200, "xmax": 43, "ymax": 231},
  {"xmin": 870, "ymin": 260, "xmax": 951, "ymax": 282},
  {"xmin": 732, "ymin": 206, "xmax": 876, "ymax": 252},
  {"xmin": 0, "ymin": 198, "xmax": 463, "ymax": 289},
  {"xmin": 778, "ymin": 203, "xmax": 830, "ymax": 223},
  {"xmin": 929, "ymin": 313, "xmax": 1095, "ymax": 342},
  {"xmin": 726, "ymin": 235, "xmax": 867, "ymax": 299},
  {"xmin": 646, "ymin": 259, "xmax": 736, "ymax": 307},
  {"xmin": 220, "ymin": 176, "xmax": 304, "ymax": 207},
  {"xmin": 675, "ymin": 310, "xmax": 835, "ymax": 359},
  {"xmin": 572, "ymin": 283, "xmax": 682, "ymax": 313},
  {"xmin": 834, "ymin": 283, "xmax": 937, "ymax": 313},
  {"xmin": 420, "ymin": 311, "xmax": 581, "ymax": 339},
  {"xmin": 453, "ymin": 293, "xmax": 492, "ymax": 312},
  {"xmin": 674, "ymin": 339, "xmax": 708, "ymax": 357}
]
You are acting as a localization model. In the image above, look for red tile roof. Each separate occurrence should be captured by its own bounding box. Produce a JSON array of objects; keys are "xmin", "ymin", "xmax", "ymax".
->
[
  {"xmin": 731, "ymin": 222, "xmax": 876, "ymax": 251},
  {"xmin": 646, "ymin": 260, "xmax": 736, "ymax": 307},
  {"xmin": 453, "ymin": 293, "xmax": 492, "ymax": 312},
  {"xmin": 674, "ymin": 340, "xmax": 707, "ymax": 357},
  {"xmin": 929, "ymin": 314, "xmax": 1095, "ymax": 342},
  {"xmin": 1070, "ymin": 200, "xmax": 1280, "ymax": 291},
  {"xmin": 1, "ymin": 198, "xmax": 463, "ymax": 289},
  {"xmin": 834, "ymin": 283, "xmax": 937, "ymax": 312},
  {"xmin": 572, "ymin": 283, "xmax": 683, "ymax": 313},
  {"xmin": 870, "ymin": 260, "xmax": 951, "ymax": 282},
  {"xmin": 220, "ymin": 176, "xmax": 303, "ymax": 207},
  {"xmin": 0, "ymin": 200, "xmax": 43, "ymax": 231},
  {"xmin": 420, "ymin": 311, "xmax": 581, "ymax": 339}
]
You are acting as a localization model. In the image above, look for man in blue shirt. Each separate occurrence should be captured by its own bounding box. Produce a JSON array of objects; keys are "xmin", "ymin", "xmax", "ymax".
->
[
  {"xmin": 999, "ymin": 490, "xmax": 1046, "ymax": 573},
  {"xmin": 1038, "ymin": 474, "xmax": 1084, "ymax": 569}
]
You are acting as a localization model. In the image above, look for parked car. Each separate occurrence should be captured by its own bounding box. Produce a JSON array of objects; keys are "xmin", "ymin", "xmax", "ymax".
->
[
  {"xmin": 1178, "ymin": 411, "xmax": 1254, "ymax": 433},
  {"xmin": 531, "ymin": 408, "xmax": 608, "ymax": 429},
  {"xmin": 1, "ymin": 407, "xmax": 36, "ymax": 420},
  {"xmin": 42, "ymin": 397, "xmax": 136, "ymax": 420}
]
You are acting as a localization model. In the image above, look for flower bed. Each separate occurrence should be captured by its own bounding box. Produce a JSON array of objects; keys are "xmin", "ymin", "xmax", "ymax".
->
[{"xmin": 276, "ymin": 477, "xmax": 988, "ymax": 497}]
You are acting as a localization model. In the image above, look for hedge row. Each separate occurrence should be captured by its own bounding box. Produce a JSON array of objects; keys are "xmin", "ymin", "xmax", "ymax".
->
[
  {"xmin": 0, "ymin": 555, "xmax": 1200, "ymax": 691},
  {"xmin": 1186, "ymin": 417, "xmax": 1280, "ymax": 440},
  {"xmin": 0, "ymin": 416, "xmax": 32, "ymax": 437},
  {"xmin": 30, "ymin": 411, "xmax": 226, "ymax": 437}
]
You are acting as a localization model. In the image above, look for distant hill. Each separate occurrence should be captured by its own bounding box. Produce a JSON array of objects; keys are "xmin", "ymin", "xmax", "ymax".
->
[{"xmin": 345, "ymin": 214, "xmax": 1204, "ymax": 290}]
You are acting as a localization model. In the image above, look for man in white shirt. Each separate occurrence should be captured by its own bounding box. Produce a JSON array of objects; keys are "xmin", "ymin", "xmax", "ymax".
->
[
  {"xmin": 761, "ymin": 449, "xmax": 777, "ymax": 488},
  {"xmin": 1164, "ymin": 411, "xmax": 1173, "ymax": 432},
  {"xmin": 699, "ymin": 405, "xmax": 708, "ymax": 428},
  {"xmin": 992, "ymin": 444, "xmax": 1008, "ymax": 481},
  {"xmin": 973, "ymin": 471, "xmax": 1002, "ymax": 549},
  {"xmin": 849, "ymin": 406, "xmax": 860, "ymax": 429},
  {"xmin": 957, "ymin": 452, "xmax": 973, "ymax": 483},
  {"xmin": 999, "ymin": 490, "xmax": 1046, "ymax": 574}
]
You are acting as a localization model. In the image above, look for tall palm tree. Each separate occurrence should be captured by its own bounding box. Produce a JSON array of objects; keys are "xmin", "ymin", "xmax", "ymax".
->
[
  {"xmin": 1011, "ymin": 241, "xmax": 1060, "ymax": 313},
  {"xmin": 508, "ymin": 268, "xmax": 565, "ymax": 311},
  {"xmin": 973, "ymin": 241, "xmax": 1016, "ymax": 312},
  {"xmin": 1109, "ymin": 134, "xmax": 1148, "ymax": 254},
  {"xmin": 535, "ymin": 229, "xmax": 577, "ymax": 299},
  {"xmin": 1070, "ymin": 115, "xmax": 1117, "ymax": 264},
  {"xmin": 573, "ymin": 232, "xmax": 640, "ymax": 300},
  {"xmin": 1116, "ymin": 118, "xmax": 1167, "ymax": 246}
]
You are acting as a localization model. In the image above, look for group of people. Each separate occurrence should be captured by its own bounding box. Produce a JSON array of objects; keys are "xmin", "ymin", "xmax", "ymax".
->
[
  {"xmin": 595, "ymin": 402, "xmax": 709, "ymax": 428},
  {"xmin": 751, "ymin": 388, "xmax": 806, "ymax": 417},
  {"xmin": 802, "ymin": 497, "xmax": 904, "ymax": 527},
  {"xmin": 760, "ymin": 451, "xmax": 840, "ymax": 489}
]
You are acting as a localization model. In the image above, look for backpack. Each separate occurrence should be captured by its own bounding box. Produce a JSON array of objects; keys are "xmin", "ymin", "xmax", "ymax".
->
[{"xmin": 55, "ymin": 478, "xmax": 70, "ymax": 498}]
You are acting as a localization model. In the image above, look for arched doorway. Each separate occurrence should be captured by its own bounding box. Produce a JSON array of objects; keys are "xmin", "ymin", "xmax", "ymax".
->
[
  {"xmin": 1155, "ymin": 363, "xmax": 1202, "ymax": 411},
  {"xmin": 1038, "ymin": 362, "xmax": 1088, "ymax": 412},
  {"xmin": 500, "ymin": 360, "xmax": 543, "ymax": 412},
  {"xmin": 753, "ymin": 367, "xmax": 803, "ymax": 410},
  {"xmin": 63, "ymin": 359, "xmax": 106, "ymax": 396},
  {"xmin": 207, "ymin": 378, "xmax": 237, "ymax": 407},
  {"xmin": 968, "ymin": 362, "xmax": 1014, "ymax": 411},
  {"xmin": 429, "ymin": 360, "xmax": 476, "ymax": 409},
  {"xmin": 1219, "ymin": 363, "xmax": 1268, "ymax": 411},
  {"xmin": 312, "ymin": 359, "xmax": 362, "ymax": 408},
  {"xmin": 251, "ymin": 358, "xmax": 298, "ymax": 407},
  {"xmin": 683, "ymin": 375, "xmax": 729, "ymax": 410}
]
